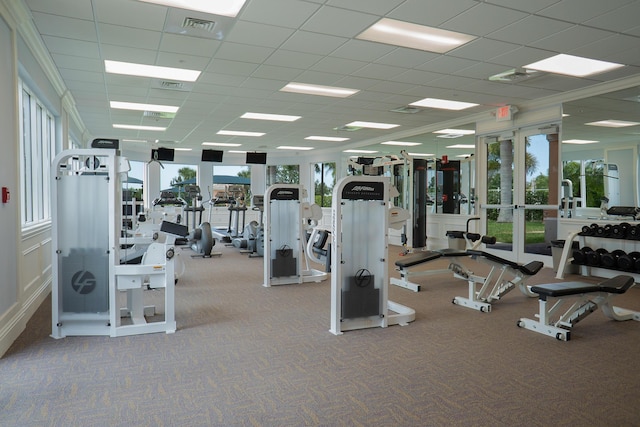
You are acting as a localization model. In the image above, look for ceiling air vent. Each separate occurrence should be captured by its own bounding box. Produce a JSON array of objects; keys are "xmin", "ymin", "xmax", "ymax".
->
[
  {"xmin": 333, "ymin": 125, "xmax": 362, "ymax": 132},
  {"xmin": 391, "ymin": 106, "xmax": 421, "ymax": 114},
  {"xmin": 489, "ymin": 68, "xmax": 538, "ymax": 83},
  {"xmin": 144, "ymin": 111, "xmax": 176, "ymax": 119},
  {"xmin": 160, "ymin": 81, "xmax": 184, "ymax": 90},
  {"xmin": 182, "ymin": 17, "xmax": 216, "ymax": 33}
]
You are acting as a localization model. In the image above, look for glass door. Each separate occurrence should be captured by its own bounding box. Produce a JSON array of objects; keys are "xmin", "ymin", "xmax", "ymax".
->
[
  {"xmin": 482, "ymin": 135, "xmax": 516, "ymax": 257},
  {"xmin": 480, "ymin": 125, "xmax": 560, "ymax": 264},
  {"xmin": 518, "ymin": 126, "xmax": 559, "ymax": 264}
]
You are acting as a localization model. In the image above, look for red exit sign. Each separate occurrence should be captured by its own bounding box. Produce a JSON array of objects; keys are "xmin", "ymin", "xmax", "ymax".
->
[{"xmin": 496, "ymin": 105, "xmax": 512, "ymax": 121}]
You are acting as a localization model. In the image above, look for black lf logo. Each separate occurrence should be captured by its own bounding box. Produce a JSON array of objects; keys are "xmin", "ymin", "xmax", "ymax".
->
[{"xmin": 71, "ymin": 270, "xmax": 97, "ymax": 294}]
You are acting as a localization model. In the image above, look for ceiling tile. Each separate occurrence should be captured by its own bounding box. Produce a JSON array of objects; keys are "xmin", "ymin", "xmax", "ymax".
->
[
  {"xmin": 25, "ymin": 0, "xmax": 94, "ymax": 20},
  {"xmin": 31, "ymin": 12, "xmax": 97, "ymax": 41},
  {"xmin": 159, "ymin": 34, "xmax": 221, "ymax": 57},
  {"xmin": 264, "ymin": 50, "xmax": 323, "ymax": 69},
  {"xmin": 301, "ymin": 5, "xmax": 379, "ymax": 37},
  {"xmin": 240, "ymin": 0, "xmax": 320, "ymax": 28},
  {"xmin": 442, "ymin": 3, "xmax": 528, "ymax": 36},
  {"xmin": 388, "ymin": 0, "xmax": 477, "ymax": 26},
  {"xmin": 537, "ymin": 0, "xmax": 637, "ymax": 24},
  {"xmin": 215, "ymin": 42, "xmax": 275, "ymax": 63},
  {"xmin": 41, "ymin": 35, "xmax": 100, "ymax": 59},
  {"xmin": 488, "ymin": 15, "xmax": 572, "ymax": 45},
  {"xmin": 332, "ymin": 39, "xmax": 395, "ymax": 62},
  {"xmin": 93, "ymin": 0, "xmax": 166, "ymax": 30},
  {"xmin": 531, "ymin": 26, "xmax": 614, "ymax": 52},
  {"xmin": 280, "ymin": 31, "xmax": 347, "ymax": 55},
  {"xmin": 97, "ymin": 23, "xmax": 162, "ymax": 51},
  {"xmin": 226, "ymin": 21, "xmax": 295, "ymax": 48}
]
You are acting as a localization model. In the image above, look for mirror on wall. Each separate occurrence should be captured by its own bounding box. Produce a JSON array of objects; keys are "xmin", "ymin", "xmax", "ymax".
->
[
  {"xmin": 561, "ymin": 86, "xmax": 640, "ymax": 213},
  {"xmin": 352, "ymin": 124, "xmax": 476, "ymax": 215}
]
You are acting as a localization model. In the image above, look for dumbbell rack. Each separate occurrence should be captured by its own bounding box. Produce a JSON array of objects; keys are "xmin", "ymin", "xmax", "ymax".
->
[{"xmin": 556, "ymin": 221, "xmax": 640, "ymax": 282}]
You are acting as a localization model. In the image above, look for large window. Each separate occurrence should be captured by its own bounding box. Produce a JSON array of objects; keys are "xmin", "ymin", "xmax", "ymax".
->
[
  {"xmin": 314, "ymin": 162, "xmax": 335, "ymax": 207},
  {"xmin": 19, "ymin": 81, "xmax": 56, "ymax": 227},
  {"xmin": 266, "ymin": 165, "xmax": 299, "ymax": 186}
]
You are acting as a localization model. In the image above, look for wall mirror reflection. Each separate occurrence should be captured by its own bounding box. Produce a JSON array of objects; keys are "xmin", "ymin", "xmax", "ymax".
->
[{"xmin": 561, "ymin": 86, "xmax": 640, "ymax": 217}]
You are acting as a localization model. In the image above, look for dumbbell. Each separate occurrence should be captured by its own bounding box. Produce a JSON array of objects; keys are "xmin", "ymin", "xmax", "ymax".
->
[
  {"xmin": 601, "ymin": 249, "xmax": 626, "ymax": 269},
  {"xmin": 580, "ymin": 224, "xmax": 599, "ymax": 236},
  {"xmin": 628, "ymin": 251, "xmax": 640, "ymax": 271},
  {"xmin": 610, "ymin": 224, "xmax": 625, "ymax": 239},
  {"xmin": 573, "ymin": 247, "xmax": 592, "ymax": 265},
  {"xmin": 587, "ymin": 248, "xmax": 608, "ymax": 266},
  {"xmin": 595, "ymin": 225, "xmax": 609, "ymax": 237},
  {"xmin": 619, "ymin": 223, "xmax": 631, "ymax": 238},
  {"xmin": 627, "ymin": 225, "xmax": 640, "ymax": 240},
  {"xmin": 617, "ymin": 250, "xmax": 636, "ymax": 271}
]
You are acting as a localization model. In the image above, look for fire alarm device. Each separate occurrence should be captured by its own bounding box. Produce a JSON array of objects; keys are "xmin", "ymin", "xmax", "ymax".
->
[{"xmin": 2, "ymin": 187, "xmax": 9, "ymax": 203}]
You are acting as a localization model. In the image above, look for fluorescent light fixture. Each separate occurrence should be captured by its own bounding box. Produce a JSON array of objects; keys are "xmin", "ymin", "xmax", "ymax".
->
[
  {"xmin": 241, "ymin": 112, "xmax": 301, "ymax": 122},
  {"xmin": 346, "ymin": 121, "xmax": 399, "ymax": 129},
  {"xmin": 110, "ymin": 101, "xmax": 179, "ymax": 113},
  {"xmin": 585, "ymin": 120, "xmax": 640, "ymax": 128},
  {"xmin": 217, "ymin": 130, "xmax": 265, "ymax": 137},
  {"xmin": 113, "ymin": 124, "xmax": 166, "ymax": 131},
  {"xmin": 381, "ymin": 141, "xmax": 422, "ymax": 146},
  {"xmin": 174, "ymin": 148, "xmax": 192, "ymax": 151},
  {"xmin": 305, "ymin": 136, "xmax": 350, "ymax": 142},
  {"xmin": 122, "ymin": 139, "xmax": 147, "ymax": 143},
  {"xmin": 563, "ymin": 139, "xmax": 599, "ymax": 144},
  {"xmin": 202, "ymin": 142, "xmax": 241, "ymax": 147},
  {"xmin": 524, "ymin": 54, "xmax": 624, "ymax": 77},
  {"xmin": 410, "ymin": 98, "xmax": 478, "ymax": 110},
  {"xmin": 229, "ymin": 150, "xmax": 247, "ymax": 153},
  {"xmin": 344, "ymin": 149, "xmax": 378, "ymax": 154},
  {"xmin": 105, "ymin": 60, "xmax": 201, "ymax": 81},
  {"xmin": 137, "ymin": 0, "xmax": 246, "ymax": 17},
  {"xmin": 408, "ymin": 153, "xmax": 435, "ymax": 157},
  {"xmin": 277, "ymin": 146, "xmax": 314, "ymax": 151},
  {"xmin": 357, "ymin": 18, "xmax": 475, "ymax": 53},
  {"xmin": 434, "ymin": 129, "xmax": 475, "ymax": 135},
  {"xmin": 446, "ymin": 144, "xmax": 475, "ymax": 149},
  {"xmin": 280, "ymin": 82, "xmax": 359, "ymax": 98}
]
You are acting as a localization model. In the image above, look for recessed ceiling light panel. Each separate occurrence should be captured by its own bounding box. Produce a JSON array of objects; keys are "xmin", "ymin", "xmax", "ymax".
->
[
  {"xmin": 277, "ymin": 146, "xmax": 314, "ymax": 151},
  {"xmin": 346, "ymin": 121, "xmax": 399, "ymax": 129},
  {"xmin": 410, "ymin": 98, "xmax": 478, "ymax": 110},
  {"xmin": 110, "ymin": 101, "xmax": 179, "ymax": 113},
  {"xmin": 585, "ymin": 120, "xmax": 639, "ymax": 128},
  {"xmin": 105, "ymin": 60, "xmax": 201, "ymax": 82},
  {"xmin": 113, "ymin": 124, "xmax": 166, "ymax": 131},
  {"xmin": 202, "ymin": 142, "xmax": 242, "ymax": 147},
  {"xmin": 305, "ymin": 136, "xmax": 350, "ymax": 142},
  {"xmin": 381, "ymin": 141, "xmax": 421, "ymax": 146},
  {"xmin": 357, "ymin": 18, "xmax": 476, "ymax": 53},
  {"xmin": 344, "ymin": 149, "xmax": 378, "ymax": 154},
  {"xmin": 562, "ymin": 139, "xmax": 599, "ymax": 144},
  {"xmin": 137, "ymin": 0, "xmax": 246, "ymax": 17},
  {"xmin": 524, "ymin": 54, "xmax": 624, "ymax": 77},
  {"xmin": 217, "ymin": 130, "xmax": 265, "ymax": 137},
  {"xmin": 281, "ymin": 82, "xmax": 359, "ymax": 98},
  {"xmin": 241, "ymin": 112, "xmax": 301, "ymax": 122}
]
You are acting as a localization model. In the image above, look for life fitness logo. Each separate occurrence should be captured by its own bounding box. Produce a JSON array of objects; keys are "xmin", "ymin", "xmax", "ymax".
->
[{"xmin": 71, "ymin": 270, "xmax": 97, "ymax": 295}]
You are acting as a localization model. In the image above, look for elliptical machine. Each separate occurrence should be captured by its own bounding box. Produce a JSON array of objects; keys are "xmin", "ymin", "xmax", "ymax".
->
[
  {"xmin": 184, "ymin": 185, "xmax": 219, "ymax": 258},
  {"xmin": 232, "ymin": 194, "xmax": 264, "ymax": 257}
]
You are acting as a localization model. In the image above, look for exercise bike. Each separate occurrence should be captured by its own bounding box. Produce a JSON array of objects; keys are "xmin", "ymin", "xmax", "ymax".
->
[{"xmin": 183, "ymin": 185, "xmax": 220, "ymax": 258}]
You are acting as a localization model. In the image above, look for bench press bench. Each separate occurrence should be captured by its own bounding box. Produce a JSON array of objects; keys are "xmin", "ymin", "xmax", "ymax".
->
[
  {"xmin": 517, "ymin": 275, "xmax": 640, "ymax": 341},
  {"xmin": 391, "ymin": 249, "xmax": 470, "ymax": 292},
  {"xmin": 452, "ymin": 250, "xmax": 544, "ymax": 313}
]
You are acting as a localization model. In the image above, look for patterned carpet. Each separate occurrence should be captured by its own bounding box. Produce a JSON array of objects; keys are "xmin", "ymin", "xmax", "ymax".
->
[{"xmin": 2, "ymin": 242, "xmax": 640, "ymax": 426}]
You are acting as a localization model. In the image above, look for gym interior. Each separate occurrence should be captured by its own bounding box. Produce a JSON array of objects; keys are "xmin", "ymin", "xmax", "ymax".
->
[{"xmin": 1, "ymin": 0, "xmax": 640, "ymax": 425}]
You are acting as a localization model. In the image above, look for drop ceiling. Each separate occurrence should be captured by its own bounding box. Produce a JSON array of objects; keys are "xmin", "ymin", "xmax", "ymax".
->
[{"xmin": 18, "ymin": 0, "xmax": 640, "ymax": 158}]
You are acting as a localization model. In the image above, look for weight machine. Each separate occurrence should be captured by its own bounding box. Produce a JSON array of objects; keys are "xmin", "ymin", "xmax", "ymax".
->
[
  {"xmin": 263, "ymin": 184, "xmax": 328, "ymax": 286},
  {"xmin": 330, "ymin": 176, "xmax": 415, "ymax": 335},
  {"xmin": 51, "ymin": 148, "xmax": 180, "ymax": 338}
]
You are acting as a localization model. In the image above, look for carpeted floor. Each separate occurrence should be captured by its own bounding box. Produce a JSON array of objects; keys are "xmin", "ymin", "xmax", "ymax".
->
[{"xmin": 2, "ymin": 242, "xmax": 640, "ymax": 426}]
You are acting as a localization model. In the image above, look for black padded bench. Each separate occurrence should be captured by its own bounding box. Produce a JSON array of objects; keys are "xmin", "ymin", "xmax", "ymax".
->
[
  {"xmin": 518, "ymin": 275, "xmax": 639, "ymax": 341},
  {"xmin": 391, "ymin": 249, "xmax": 469, "ymax": 292}
]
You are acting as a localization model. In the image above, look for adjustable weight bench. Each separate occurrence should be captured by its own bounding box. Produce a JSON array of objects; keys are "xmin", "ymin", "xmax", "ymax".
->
[
  {"xmin": 517, "ymin": 275, "xmax": 640, "ymax": 341},
  {"xmin": 390, "ymin": 249, "xmax": 470, "ymax": 292},
  {"xmin": 452, "ymin": 250, "xmax": 544, "ymax": 313}
]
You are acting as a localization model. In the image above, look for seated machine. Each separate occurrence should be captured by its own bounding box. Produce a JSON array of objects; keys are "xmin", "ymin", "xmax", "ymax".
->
[
  {"xmin": 518, "ymin": 275, "xmax": 640, "ymax": 341},
  {"xmin": 330, "ymin": 176, "xmax": 415, "ymax": 335}
]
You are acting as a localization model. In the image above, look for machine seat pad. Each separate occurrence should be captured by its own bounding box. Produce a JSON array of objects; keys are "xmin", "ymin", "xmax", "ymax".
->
[
  {"xmin": 395, "ymin": 251, "xmax": 442, "ymax": 268},
  {"xmin": 520, "ymin": 261, "xmax": 544, "ymax": 276},
  {"xmin": 437, "ymin": 248, "xmax": 469, "ymax": 257},
  {"xmin": 530, "ymin": 282, "xmax": 599, "ymax": 298},
  {"xmin": 597, "ymin": 275, "xmax": 635, "ymax": 294},
  {"xmin": 467, "ymin": 250, "xmax": 519, "ymax": 269}
]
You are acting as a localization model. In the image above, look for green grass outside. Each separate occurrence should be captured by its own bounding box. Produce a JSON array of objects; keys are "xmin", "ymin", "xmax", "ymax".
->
[{"xmin": 487, "ymin": 220, "xmax": 546, "ymax": 244}]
